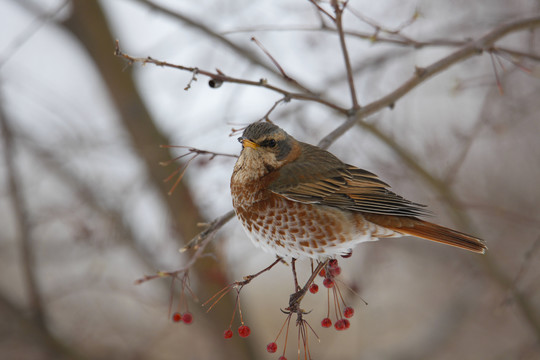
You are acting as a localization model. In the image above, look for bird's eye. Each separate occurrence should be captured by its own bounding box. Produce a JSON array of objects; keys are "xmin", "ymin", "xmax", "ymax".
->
[{"xmin": 262, "ymin": 139, "xmax": 277, "ymax": 148}]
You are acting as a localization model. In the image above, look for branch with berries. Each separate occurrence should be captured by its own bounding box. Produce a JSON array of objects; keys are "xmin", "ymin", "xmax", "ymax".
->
[{"xmin": 120, "ymin": 2, "xmax": 540, "ymax": 357}]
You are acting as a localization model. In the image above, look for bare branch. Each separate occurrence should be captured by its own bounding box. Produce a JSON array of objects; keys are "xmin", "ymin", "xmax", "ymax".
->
[
  {"xmin": 114, "ymin": 41, "xmax": 348, "ymax": 114},
  {"xmin": 318, "ymin": 15, "xmax": 540, "ymax": 149},
  {"xmin": 332, "ymin": 0, "xmax": 360, "ymax": 110}
]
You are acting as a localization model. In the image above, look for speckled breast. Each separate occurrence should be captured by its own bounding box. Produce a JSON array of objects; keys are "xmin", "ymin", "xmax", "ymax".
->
[{"xmin": 231, "ymin": 180, "xmax": 385, "ymax": 259}]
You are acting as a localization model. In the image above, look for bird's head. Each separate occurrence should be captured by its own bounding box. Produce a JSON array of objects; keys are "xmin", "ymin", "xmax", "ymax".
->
[{"xmin": 235, "ymin": 122, "xmax": 299, "ymax": 179}]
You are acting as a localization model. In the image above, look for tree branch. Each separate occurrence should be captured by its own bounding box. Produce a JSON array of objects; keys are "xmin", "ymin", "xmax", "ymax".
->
[
  {"xmin": 0, "ymin": 95, "xmax": 45, "ymax": 329},
  {"xmin": 318, "ymin": 15, "xmax": 540, "ymax": 149},
  {"xmin": 114, "ymin": 41, "xmax": 348, "ymax": 113}
]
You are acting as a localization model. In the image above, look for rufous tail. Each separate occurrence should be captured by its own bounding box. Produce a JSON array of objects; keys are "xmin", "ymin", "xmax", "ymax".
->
[{"xmin": 365, "ymin": 215, "xmax": 487, "ymax": 254}]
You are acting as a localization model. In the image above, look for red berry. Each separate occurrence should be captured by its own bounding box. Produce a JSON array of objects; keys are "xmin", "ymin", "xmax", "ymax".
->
[
  {"xmin": 329, "ymin": 259, "xmax": 338, "ymax": 268},
  {"xmin": 329, "ymin": 266, "xmax": 341, "ymax": 276},
  {"xmin": 278, "ymin": 357, "xmax": 287, "ymax": 360},
  {"xmin": 223, "ymin": 329, "xmax": 233, "ymax": 339},
  {"xmin": 182, "ymin": 312, "xmax": 193, "ymax": 324},
  {"xmin": 238, "ymin": 325, "xmax": 251, "ymax": 338},
  {"xmin": 309, "ymin": 283, "xmax": 319, "ymax": 294},
  {"xmin": 319, "ymin": 268, "xmax": 326, "ymax": 277},
  {"xmin": 334, "ymin": 319, "xmax": 346, "ymax": 331},
  {"xmin": 172, "ymin": 312, "xmax": 182, "ymax": 322},
  {"xmin": 343, "ymin": 319, "xmax": 351, "ymax": 329},
  {"xmin": 321, "ymin": 317, "xmax": 332, "ymax": 328},
  {"xmin": 266, "ymin": 342, "xmax": 278, "ymax": 353},
  {"xmin": 323, "ymin": 278, "xmax": 334, "ymax": 288},
  {"xmin": 344, "ymin": 306, "xmax": 354, "ymax": 318}
]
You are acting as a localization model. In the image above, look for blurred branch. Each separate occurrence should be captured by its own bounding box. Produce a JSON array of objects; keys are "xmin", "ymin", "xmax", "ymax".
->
[
  {"xmin": 61, "ymin": 1, "xmax": 257, "ymax": 358},
  {"xmin": 223, "ymin": 25, "xmax": 540, "ymax": 63},
  {"xmin": 0, "ymin": 0, "xmax": 69, "ymax": 69},
  {"xmin": 20, "ymin": 136, "xmax": 160, "ymax": 272},
  {"xmin": 0, "ymin": 96, "xmax": 45, "ymax": 329},
  {"xmin": 62, "ymin": 0, "xmax": 203, "ymax": 246},
  {"xmin": 0, "ymin": 293, "xmax": 88, "ymax": 360}
]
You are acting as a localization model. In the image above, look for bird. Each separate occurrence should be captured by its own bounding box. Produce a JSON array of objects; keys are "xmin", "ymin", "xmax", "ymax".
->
[{"xmin": 230, "ymin": 122, "xmax": 486, "ymax": 259}]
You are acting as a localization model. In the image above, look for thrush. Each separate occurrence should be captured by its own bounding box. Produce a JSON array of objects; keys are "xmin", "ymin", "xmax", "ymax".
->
[{"xmin": 230, "ymin": 122, "xmax": 486, "ymax": 259}]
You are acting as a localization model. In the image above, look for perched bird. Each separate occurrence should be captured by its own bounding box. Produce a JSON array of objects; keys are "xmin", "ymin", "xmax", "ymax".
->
[{"xmin": 230, "ymin": 122, "xmax": 486, "ymax": 259}]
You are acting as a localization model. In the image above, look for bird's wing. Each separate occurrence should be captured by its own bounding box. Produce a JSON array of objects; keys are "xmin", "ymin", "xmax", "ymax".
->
[{"xmin": 268, "ymin": 143, "xmax": 430, "ymax": 217}]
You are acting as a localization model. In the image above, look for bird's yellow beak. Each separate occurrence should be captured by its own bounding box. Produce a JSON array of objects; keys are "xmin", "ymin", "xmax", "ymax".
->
[{"xmin": 239, "ymin": 138, "xmax": 259, "ymax": 150}]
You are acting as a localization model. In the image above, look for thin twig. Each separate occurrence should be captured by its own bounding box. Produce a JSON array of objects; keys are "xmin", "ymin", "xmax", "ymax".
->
[
  {"xmin": 258, "ymin": 97, "xmax": 289, "ymax": 122},
  {"xmin": 161, "ymin": 145, "xmax": 238, "ymax": 160},
  {"xmin": 332, "ymin": 0, "xmax": 360, "ymax": 110},
  {"xmin": 251, "ymin": 37, "xmax": 314, "ymax": 94}
]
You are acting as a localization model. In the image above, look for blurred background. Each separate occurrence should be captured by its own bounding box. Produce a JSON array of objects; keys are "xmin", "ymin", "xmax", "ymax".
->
[{"xmin": 1, "ymin": 0, "xmax": 540, "ymax": 359}]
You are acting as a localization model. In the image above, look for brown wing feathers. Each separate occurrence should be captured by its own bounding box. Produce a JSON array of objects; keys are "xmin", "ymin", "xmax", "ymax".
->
[{"xmin": 268, "ymin": 142, "xmax": 486, "ymax": 253}]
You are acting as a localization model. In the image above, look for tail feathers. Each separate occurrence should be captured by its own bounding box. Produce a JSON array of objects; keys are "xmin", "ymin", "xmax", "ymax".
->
[{"xmin": 365, "ymin": 215, "xmax": 487, "ymax": 254}]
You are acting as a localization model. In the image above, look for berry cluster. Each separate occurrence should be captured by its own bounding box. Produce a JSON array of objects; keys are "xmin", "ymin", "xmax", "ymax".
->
[
  {"xmin": 316, "ymin": 258, "xmax": 355, "ymax": 331},
  {"xmin": 199, "ymin": 255, "xmax": 361, "ymax": 359},
  {"xmin": 171, "ymin": 272, "xmax": 196, "ymax": 326},
  {"xmin": 223, "ymin": 324, "xmax": 251, "ymax": 339},
  {"xmin": 172, "ymin": 311, "xmax": 193, "ymax": 324},
  {"xmin": 262, "ymin": 256, "xmax": 359, "ymax": 359}
]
